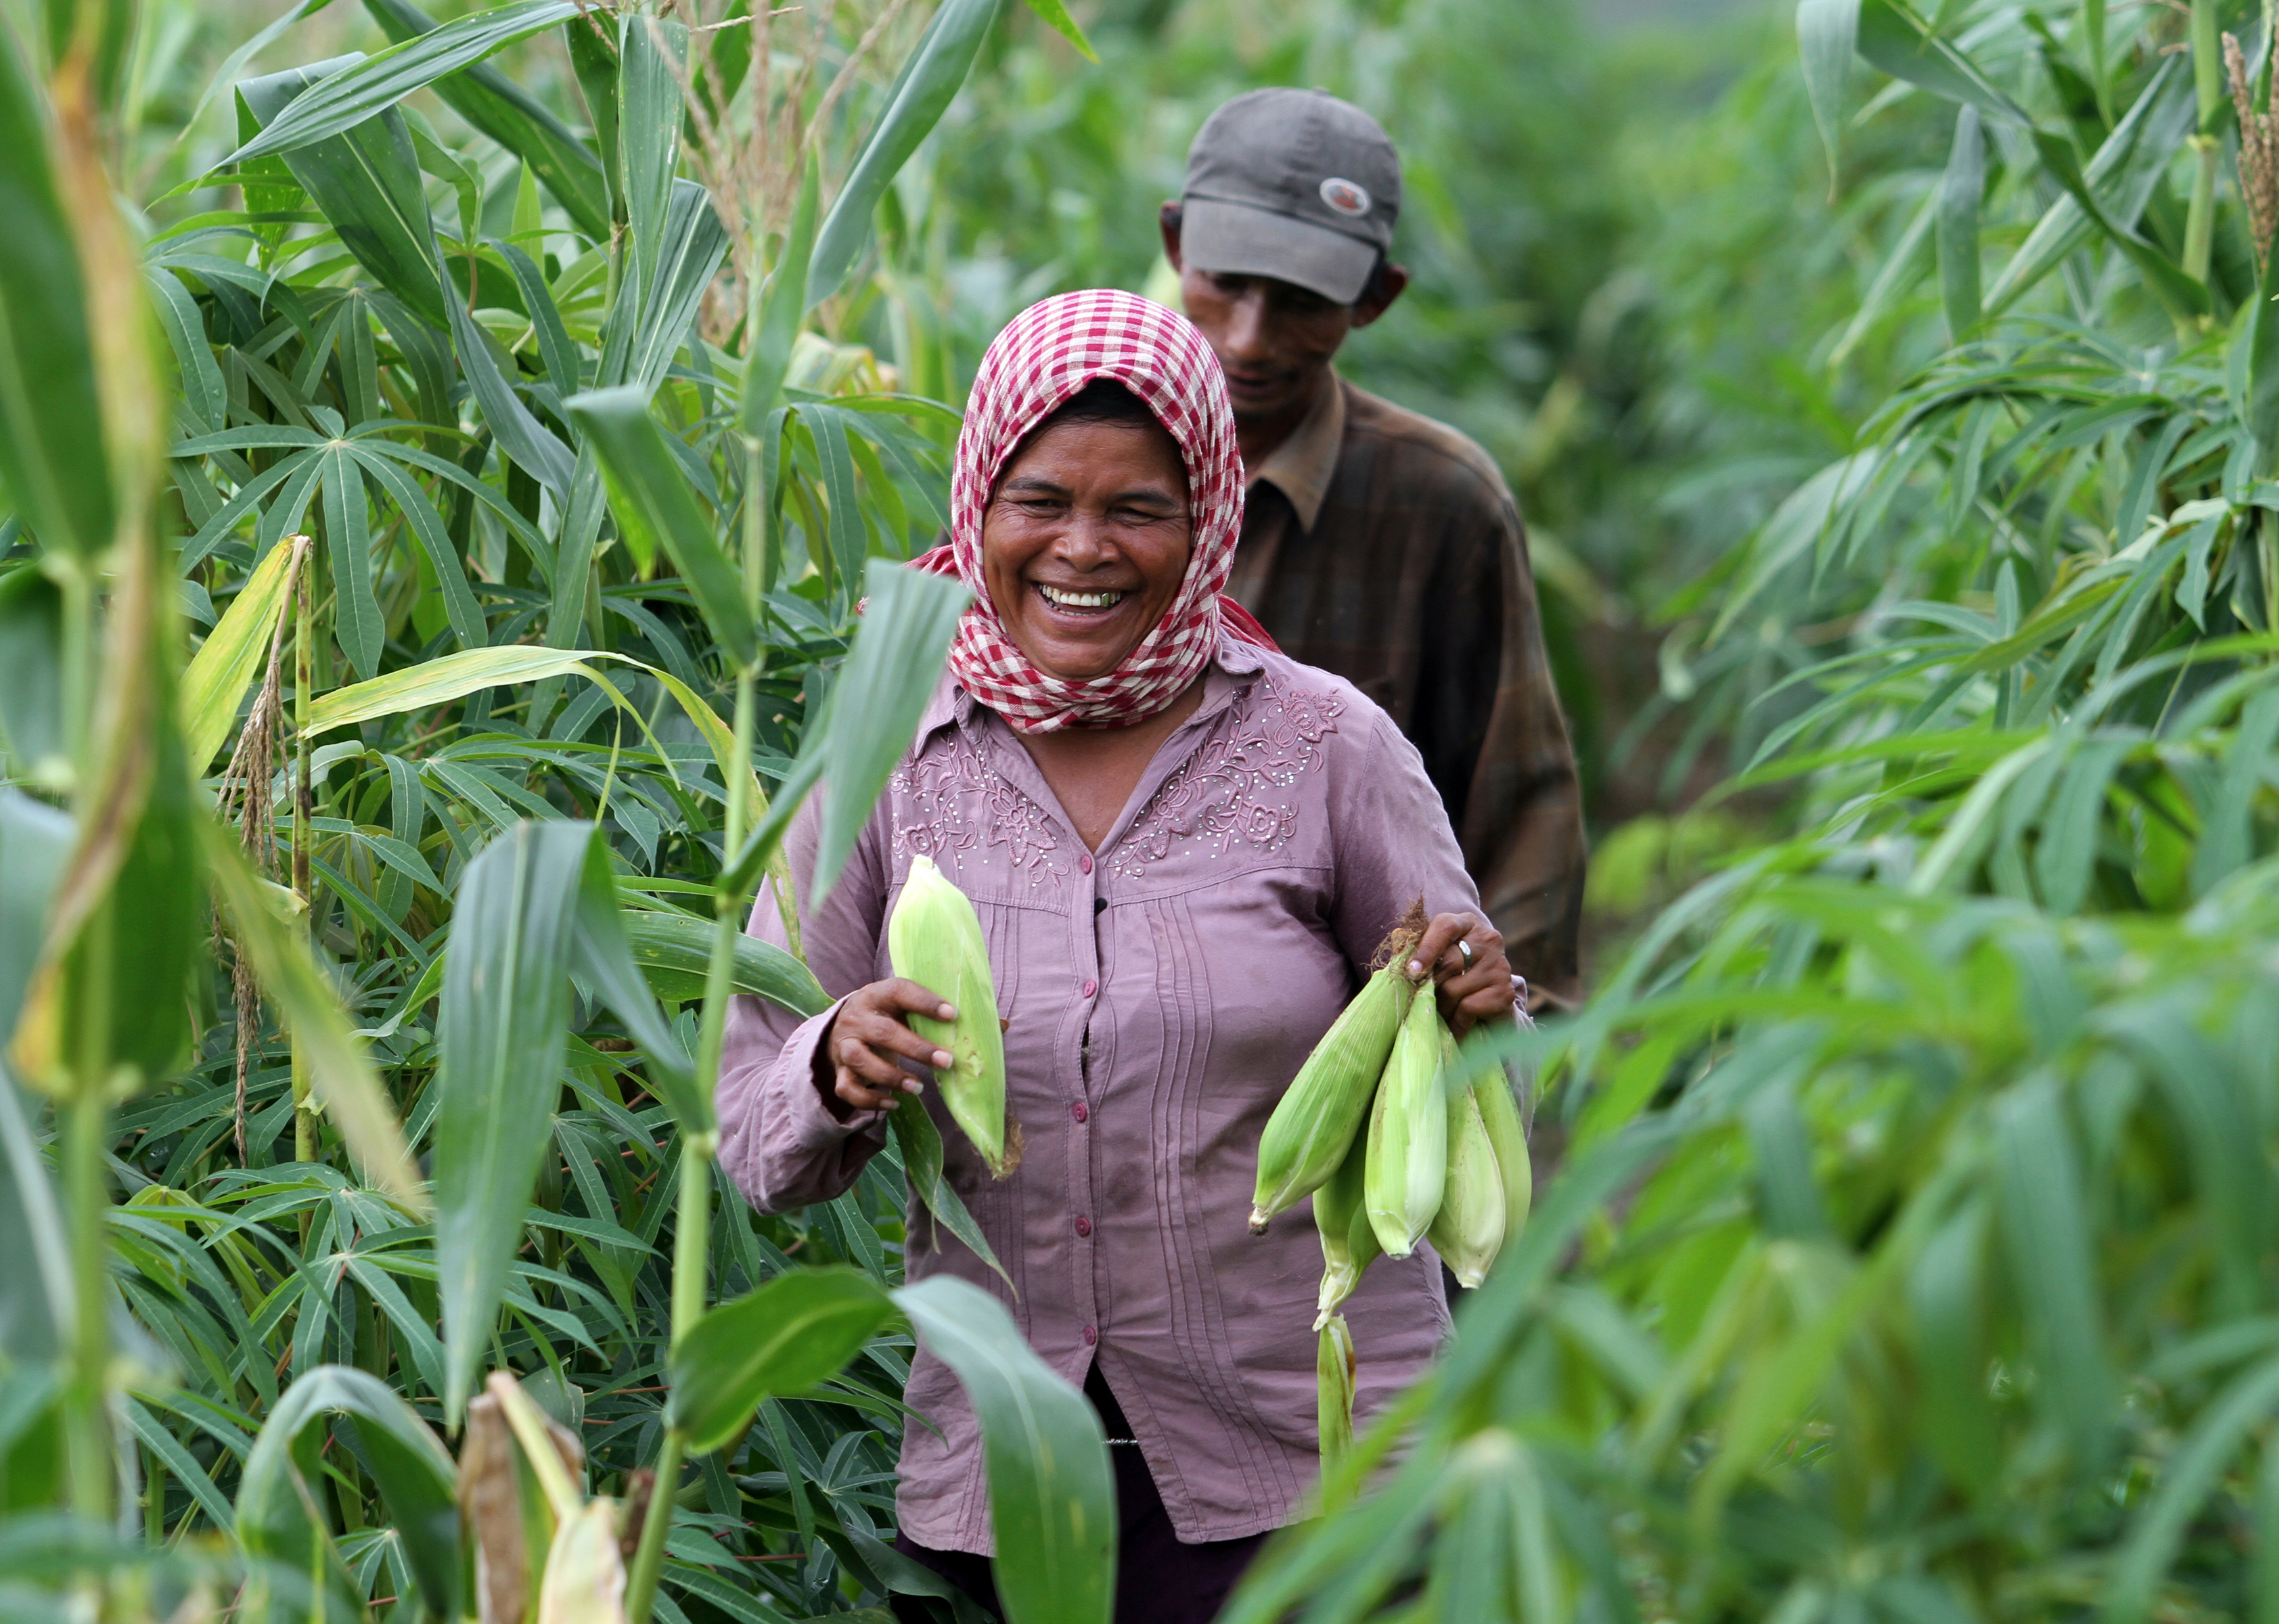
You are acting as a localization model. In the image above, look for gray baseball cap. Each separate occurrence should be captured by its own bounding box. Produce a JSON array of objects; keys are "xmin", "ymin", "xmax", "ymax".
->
[{"xmin": 1179, "ymin": 89, "xmax": 1401, "ymax": 305}]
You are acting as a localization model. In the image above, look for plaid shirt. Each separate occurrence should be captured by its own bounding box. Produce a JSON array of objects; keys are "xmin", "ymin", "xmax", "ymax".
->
[{"xmin": 1228, "ymin": 376, "xmax": 1585, "ymax": 1008}]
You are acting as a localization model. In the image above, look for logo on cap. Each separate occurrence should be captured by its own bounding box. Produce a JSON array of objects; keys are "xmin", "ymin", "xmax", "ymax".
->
[{"xmin": 1319, "ymin": 177, "xmax": 1372, "ymax": 219}]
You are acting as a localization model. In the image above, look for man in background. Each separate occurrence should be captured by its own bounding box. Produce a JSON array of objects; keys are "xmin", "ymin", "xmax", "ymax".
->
[{"xmin": 1160, "ymin": 88, "xmax": 1587, "ymax": 1009}]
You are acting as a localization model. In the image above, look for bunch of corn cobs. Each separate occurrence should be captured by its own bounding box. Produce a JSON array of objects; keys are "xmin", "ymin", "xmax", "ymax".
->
[{"xmin": 1249, "ymin": 914, "xmax": 1532, "ymax": 1473}]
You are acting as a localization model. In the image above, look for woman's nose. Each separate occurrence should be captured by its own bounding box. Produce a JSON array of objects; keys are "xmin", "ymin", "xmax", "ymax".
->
[{"xmin": 1052, "ymin": 508, "xmax": 1114, "ymax": 564}]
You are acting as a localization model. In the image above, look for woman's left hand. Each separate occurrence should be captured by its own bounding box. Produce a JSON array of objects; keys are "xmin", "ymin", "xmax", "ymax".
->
[{"xmin": 1407, "ymin": 912, "xmax": 1514, "ymax": 1041}]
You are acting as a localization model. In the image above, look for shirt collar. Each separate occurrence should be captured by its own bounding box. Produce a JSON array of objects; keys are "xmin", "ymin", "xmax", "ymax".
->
[{"xmin": 1245, "ymin": 371, "xmax": 1345, "ymax": 534}]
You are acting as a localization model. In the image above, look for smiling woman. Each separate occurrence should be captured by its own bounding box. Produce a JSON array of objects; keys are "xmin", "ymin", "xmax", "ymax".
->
[{"xmin": 714, "ymin": 289, "xmax": 1526, "ymax": 1622}]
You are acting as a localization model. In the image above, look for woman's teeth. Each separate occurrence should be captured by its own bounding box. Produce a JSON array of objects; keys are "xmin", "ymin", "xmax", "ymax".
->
[{"xmin": 1039, "ymin": 585, "xmax": 1125, "ymax": 610}]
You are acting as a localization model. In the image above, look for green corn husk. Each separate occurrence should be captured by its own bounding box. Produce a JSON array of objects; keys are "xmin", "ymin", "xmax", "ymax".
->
[
  {"xmin": 886, "ymin": 855, "xmax": 1015, "ymax": 1178},
  {"xmin": 1312, "ymin": 1119, "xmax": 1382, "ymax": 1330},
  {"xmin": 1470, "ymin": 1052, "xmax": 1532, "ymax": 1246},
  {"xmin": 1250, "ymin": 954, "xmax": 1413, "ymax": 1233},
  {"xmin": 1317, "ymin": 1313, "xmax": 1356, "ymax": 1479},
  {"xmin": 1426, "ymin": 1047, "xmax": 1507, "ymax": 1289},
  {"xmin": 1363, "ymin": 979, "xmax": 1447, "ymax": 1259}
]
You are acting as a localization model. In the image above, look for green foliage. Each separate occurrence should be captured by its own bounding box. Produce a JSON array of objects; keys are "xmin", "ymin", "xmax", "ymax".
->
[
  {"xmin": 1236, "ymin": 2, "xmax": 2279, "ymax": 1619},
  {"xmin": 0, "ymin": 0, "xmax": 1111, "ymax": 1617}
]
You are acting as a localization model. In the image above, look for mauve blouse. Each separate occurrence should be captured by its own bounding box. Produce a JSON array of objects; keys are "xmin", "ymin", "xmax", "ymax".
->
[{"xmin": 717, "ymin": 635, "xmax": 1512, "ymax": 1552}]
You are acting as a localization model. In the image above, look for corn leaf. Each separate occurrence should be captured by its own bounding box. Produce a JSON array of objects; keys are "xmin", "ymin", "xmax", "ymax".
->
[
  {"xmin": 669, "ymin": 1267, "xmax": 895, "ymax": 1452},
  {"xmin": 808, "ymin": 0, "xmax": 1004, "ymax": 305},
  {"xmin": 893, "ymin": 1274, "xmax": 1114, "ymax": 1624}
]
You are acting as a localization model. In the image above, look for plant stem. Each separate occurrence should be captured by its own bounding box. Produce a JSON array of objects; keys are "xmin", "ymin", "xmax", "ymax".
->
[
  {"xmin": 64, "ymin": 1087, "xmax": 114, "ymax": 1528},
  {"xmin": 2186, "ymin": 134, "xmax": 2219, "ymax": 288},
  {"xmin": 292, "ymin": 548, "xmax": 316, "ymax": 1169},
  {"xmin": 624, "ymin": 1428, "xmax": 685, "ymax": 1623}
]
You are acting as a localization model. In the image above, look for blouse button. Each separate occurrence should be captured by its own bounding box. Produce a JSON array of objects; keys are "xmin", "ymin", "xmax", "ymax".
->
[
  {"xmin": 1072, "ymin": 1102, "xmax": 1088, "ymax": 1123},
  {"xmin": 1082, "ymin": 1326, "xmax": 1098, "ymax": 1347},
  {"xmin": 1075, "ymin": 1216, "xmax": 1092, "ymax": 1238},
  {"xmin": 1079, "ymin": 853, "xmax": 1093, "ymax": 875},
  {"xmin": 1081, "ymin": 978, "xmax": 1097, "ymax": 999}
]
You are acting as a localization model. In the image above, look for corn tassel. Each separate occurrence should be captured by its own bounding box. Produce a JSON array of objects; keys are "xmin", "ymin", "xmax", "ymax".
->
[
  {"xmin": 1363, "ymin": 979, "xmax": 1447, "ymax": 1259},
  {"xmin": 1312, "ymin": 1123, "xmax": 1381, "ymax": 1329},
  {"xmin": 886, "ymin": 855, "xmax": 1014, "ymax": 1177},
  {"xmin": 1250, "ymin": 960, "xmax": 1409, "ymax": 1232},
  {"xmin": 1317, "ymin": 1314, "xmax": 1355, "ymax": 1478},
  {"xmin": 1426, "ymin": 1055, "xmax": 1506, "ymax": 1289},
  {"xmin": 1470, "ymin": 1054, "xmax": 1532, "ymax": 1246}
]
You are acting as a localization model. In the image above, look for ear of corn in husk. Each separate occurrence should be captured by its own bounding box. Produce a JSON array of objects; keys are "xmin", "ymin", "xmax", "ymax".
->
[
  {"xmin": 1426, "ymin": 1034, "xmax": 1506, "ymax": 1288},
  {"xmin": 1312, "ymin": 1122, "xmax": 1382, "ymax": 1329},
  {"xmin": 886, "ymin": 855, "xmax": 1016, "ymax": 1178},
  {"xmin": 1317, "ymin": 1313, "xmax": 1355, "ymax": 1478},
  {"xmin": 1469, "ymin": 1052, "xmax": 1531, "ymax": 1245},
  {"xmin": 1250, "ymin": 947, "xmax": 1416, "ymax": 1233},
  {"xmin": 1363, "ymin": 978, "xmax": 1447, "ymax": 1259}
]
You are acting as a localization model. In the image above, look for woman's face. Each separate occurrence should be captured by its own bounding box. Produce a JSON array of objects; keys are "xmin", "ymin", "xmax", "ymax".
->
[{"xmin": 980, "ymin": 415, "xmax": 1193, "ymax": 683}]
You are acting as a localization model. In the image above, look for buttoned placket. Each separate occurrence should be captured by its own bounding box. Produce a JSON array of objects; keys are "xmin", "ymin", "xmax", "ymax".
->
[{"xmin": 962, "ymin": 656, "xmax": 1261, "ymax": 1359}]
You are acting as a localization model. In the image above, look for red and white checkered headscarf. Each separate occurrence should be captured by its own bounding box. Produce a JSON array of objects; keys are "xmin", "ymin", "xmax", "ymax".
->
[{"xmin": 907, "ymin": 288, "xmax": 1271, "ymax": 734}]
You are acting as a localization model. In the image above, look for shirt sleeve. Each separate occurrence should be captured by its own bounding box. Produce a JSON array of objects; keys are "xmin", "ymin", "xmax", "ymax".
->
[
  {"xmin": 1328, "ymin": 701, "xmax": 1533, "ymax": 1123},
  {"xmin": 1413, "ymin": 484, "xmax": 1586, "ymax": 1012},
  {"xmin": 716, "ymin": 792, "xmax": 893, "ymax": 1215}
]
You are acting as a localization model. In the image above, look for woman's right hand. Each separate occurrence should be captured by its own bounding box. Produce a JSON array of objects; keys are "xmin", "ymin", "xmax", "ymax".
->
[{"xmin": 819, "ymin": 978, "xmax": 958, "ymax": 1119}]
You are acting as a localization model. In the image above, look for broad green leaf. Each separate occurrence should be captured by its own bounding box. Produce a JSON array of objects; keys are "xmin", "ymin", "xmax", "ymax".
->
[
  {"xmin": 321, "ymin": 447, "xmax": 387, "ymax": 680},
  {"xmin": 891, "ymin": 1095, "xmax": 1012, "ymax": 1291},
  {"xmin": 564, "ymin": 833, "xmax": 709, "ymax": 1132},
  {"xmin": 202, "ymin": 824, "xmax": 426, "ymax": 1209},
  {"xmin": 669, "ymin": 1268, "xmax": 895, "ymax": 1452},
  {"xmin": 893, "ymin": 1275, "xmax": 1113, "ymax": 1624},
  {"xmin": 617, "ymin": 11, "xmax": 684, "ymax": 311},
  {"xmin": 11, "ymin": 543, "xmax": 202, "ymax": 1100},
  {"xmin": 146, "ymin": 267, "xmax": 225, "ymax": 434},
  {"xmin": 0, "ymin": 566, "xmax": 63, "ymax": 775},
  {"xmin": 1797, "ymin": 0, "xmax": 1859, "ymax": 183},
  {"xmin": 362, "ymin": 0, "xmax": 611, "ymax": 240},
  {"xmin": 307, "ymin": 646, "xmax": 617, "ymax": 736},
  {"xmin": 623, "ymin": 179, "xmax": 729, "ymax": 397},
  {"xmin": 622, "ymin": 908, "xmax": 828, "ymax": 1016},
  {"xmin": 434, "ymin": 817, "xmax": 591, "ymax": 1420},
  {"xmin": 1908, "ymin": 1198, "xmax": 1998, "ymax": 1494},
  {"xmin": 1993, "ymin": 1075, "xmax": 2113, "ymax": 1462},
  {"xmin": 742, "ymin": 157, "xmax": 819, "ymax": 432},
  {"xmin": 568, "ymin": 384, "xmax": 758, "ymax": 669},
  {"xmin": 2107, "ymin": 1354, "xmax": 2279, "ymax": 1623},
  {"xmin": 2030, "ymin": 128, "xmax": 2209, "ymax": 323},
  {"xmin": 0, "ymin": 790, "xmax": 73, "ymax": 1366},
  {"xmin": 447, "ymin": 286, "xmax": 576, "ymax": 497},
  {"xmin": 237, "ymin": 1364, "xmax": 461, "ymax": 1619},
  {"xmin": 238, "ymin": 60, "xmax": 454, "ymax": 328},
  {"xmin": 807, "ymin": 560, "xmax": 970, "ymax": 903},
  {"xmin": 1936, "ymin": 105, "xmax": 1982, "ymax": 340},
  {"xmin": 2244, "ymin": 203, "xmax": 2279, "ymax": 461},
  {"xmin": 1018, "ymin": 0, "xmax": 1096, "ymax": 60},
  {"xmin": 809, "ymin": 0, "xmax": 1005, "ymax": 305},
  {"xmin": 0, "ymin": 24, "xmax": 111, "ymax": 563},
  {"xmin": 179, "ymin": 533, "xmax": 300, "ymax": 774},
  {"xmin": 1856, "ymin": 0, "xmax": 2033, "ymax": 126},
  {"xmin": 1985, "ymin": 58, "xmax": 2190, "ymax": 315},
  {"xmin": 225, "ymin": 0, "xmax": 582, "ymax": 164}
]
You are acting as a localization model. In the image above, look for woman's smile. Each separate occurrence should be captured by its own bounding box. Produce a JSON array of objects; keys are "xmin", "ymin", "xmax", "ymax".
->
[{"xmin": 1034, "ymin": 581, "xmax": 1131, "ymax": 614}]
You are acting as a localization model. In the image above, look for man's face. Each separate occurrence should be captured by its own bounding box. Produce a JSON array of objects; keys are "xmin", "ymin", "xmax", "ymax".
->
[
  {"xmin": 1174, "ymin": 266, "xmax": 1356, "ymax": 424},
  {"xmin": 1158, "ymin": 204, "xmax": 1405, "ymax": 431}
]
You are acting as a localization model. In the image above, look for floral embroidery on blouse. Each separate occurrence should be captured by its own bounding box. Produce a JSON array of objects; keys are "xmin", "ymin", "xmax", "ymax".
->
[
  {"xmin": 890, "ymin": 728, "xmax": 1070, "ymax": 891},
  {"xmin": 1111, "ymin": 675, "xmax": 1343, "ymax": 880}
]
